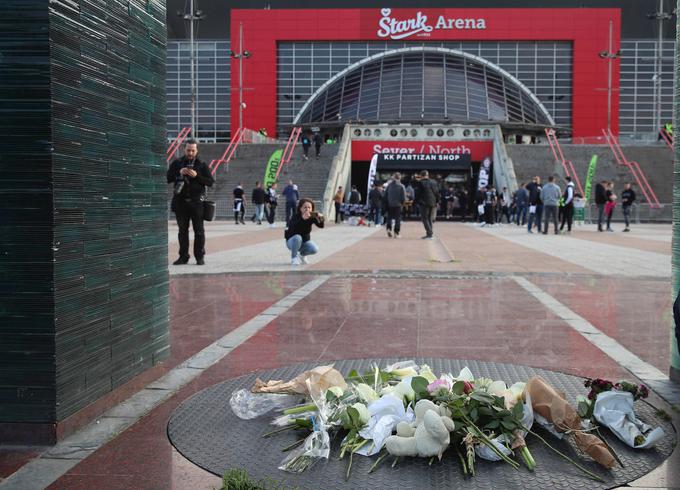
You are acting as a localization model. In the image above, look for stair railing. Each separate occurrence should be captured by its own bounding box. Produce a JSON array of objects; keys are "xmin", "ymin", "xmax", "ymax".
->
[
  {"xmin": 166, "ymin": 127, "xmax": 191, "ymax": 163},
  {"xmin": 659, "ymin": 129, "xmax": 674, "ymax": 151},
  {"xmin": 544, "ymin": 128, "xmax": 584, "ymax": 196},
  {"xmin": 211, "ymin": 127, "xmax": 244, "ymax": 176},
  {"xmin": 601, "ymin": 128, "xmax": 661, "ymax": 208},
  {"xmin": 282, "ymin": 127, "xmax": 301, "ymax": 164}
]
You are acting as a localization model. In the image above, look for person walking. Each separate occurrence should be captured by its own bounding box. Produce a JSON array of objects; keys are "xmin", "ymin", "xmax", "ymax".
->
[
  {"xmin": 483, "ymin": 185, "xmax": 496, "ymax": 226},
  {"xmin": 385, "ymin": 172, "xmax": 406, "ymax": 238},
  {"xmin": 499, "ymin": 186, "xmax": 511, "ymax": 223},
  {"xmin": 301, "ymin": 133, "xmax": 311, "ymax": 160},
  {"xmin": 313, "ymin": 132, "xmax": 323, "ymax": 159},
  {"xmin": 605, "ymin": 181, "xmax": 616, "ymax": 232},
  {"xmin": 540, "ymin": 175, "xmax": 561, "ymax": 235},
  {"xmin": 167, "ymin": 139, "xmax": 214, "ymax": 265},
  {"xmin": 415, "ymin": 170, "xmax": 440, "ymax": 239},
  {"xmin": 282, "ymin": 179, "xmax": 299, "ymax": 225},
  {"xmin": 594, "ymin": 180, "xmax": 607, "ymax": 232},
  {"xmin": 266, "ymin": 182, "xmax": 278, "ymax": 227},
  {"xmin": 559, "ymin": 176, "xmax": 575, "ymax": 233},
  {"xmin": 333, "ymin": 186, "xmax": 344, "ymax": 224},
  {"xmin": 526, "ymin": 176, "xmax": 542, "ymax": 233},
  {"xmin": 250, "ymin": 181, "xmax": 266, "ymax": 225},
  {"xmin": 285, "ymin": 198, "xmax": 324, "ymax": 265},
  {"xmin": 233, "ymin": 183, "xmax": 246, "ymax": 225},
  {"xmin": 515, "ymin": 183, "xmax": 529, "ymax": 226},
  {"xmin": 368, "ymin": 182, "xmax": 384, "ymax": 226},
  {"xmin": 621, "ymin": 182, "xmax": 636, "ymax": 232}
]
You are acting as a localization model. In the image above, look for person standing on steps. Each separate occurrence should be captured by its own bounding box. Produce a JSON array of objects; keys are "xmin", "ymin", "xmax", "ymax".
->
[
  {"xmin": 167, "ymin": 139, "xmax": 214, "ymax": 266},
  {"xmin": 301, "ymin": 133, "xmax": 311, "ymax": 160},
  {"xmin": 233, "ymin": 183, "xmax": 246, "ymax": 224},
  {"xmin": 250, "ymin": 181, "xmax": 266, "ymax": 225},
  {"xmin": 282, "ymin": 179, "xmax": 299, "ymax": 225},
  {"xmin": 313, "ymin": 132, "xmax": 323, "ymax": 159},
  {"xmin": 621, "ymin": 182, "xmax": 636, "ymax": 232},
  {"xmin": 265, "ymin": 182, "xmax": 278, "ymax": 228}
]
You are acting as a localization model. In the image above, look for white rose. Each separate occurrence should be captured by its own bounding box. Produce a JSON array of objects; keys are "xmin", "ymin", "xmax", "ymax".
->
[
  {"xmin": 355, "ymin": 383, "xmax": 379, "ymax": 403},
  {"xmin": 352, "ymin": 402, "xmax": 370, "ymax": 424}
]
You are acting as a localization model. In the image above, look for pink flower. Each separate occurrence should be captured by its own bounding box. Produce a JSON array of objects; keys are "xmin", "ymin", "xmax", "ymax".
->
[{"xmin": 427, "ymin": 379, "xmax": 452, "ymax": 394}]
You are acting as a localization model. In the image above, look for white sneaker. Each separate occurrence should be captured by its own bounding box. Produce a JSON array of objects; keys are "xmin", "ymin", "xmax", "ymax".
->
[
  {"xmin": 299, "ymin": 255, "xmax": 308, "ymax": 264},
  {"xmin": 291, "ymin": 256, "xmax": 302, "ymax": 265},
  {"xmin": 269, "ymin": 223, "xmax": 276, "ymax": 228}
]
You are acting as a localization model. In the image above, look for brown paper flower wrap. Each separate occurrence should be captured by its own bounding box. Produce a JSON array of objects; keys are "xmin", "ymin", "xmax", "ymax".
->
[
  {"xmin": 252, "ymin": 365, "xmax": 348, "ymax": 396},
  {"xmin": 525, "ymin": 376, "xmax": 616, "ymax": 469}
]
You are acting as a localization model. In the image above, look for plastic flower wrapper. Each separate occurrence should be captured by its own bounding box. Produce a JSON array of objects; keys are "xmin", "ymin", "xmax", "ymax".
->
[
  {"xmin": 418, "ymin": 364, "xmax": 438, "ymax": 383},
  {"xmin": 455, "ymin": 366, "xmax": 475, "ymax": 382},
  {"xmin": 476, "ymin": 391, "xmax": 535, "ymax": 463},
  {"xmin": 593, "ymin": 390, "xmax": 664, "ymax": 449},
  {"xmin": 229, "ymin": 389, "xmax": 302, "ymax": 420},
  {"xmin": 385, "ymin": 360, "xmax": 419, "ymax": 379},
  {"xmin": 252, "ymin": 365, "xmax": 347, "ymax": 396},
  {"xmin": 355, "ymin": 392, "xmax": 416, "ymax": 456},
  {"xmin": 279, "ymin": 416, "xmax": 331, "ymax": 473}
]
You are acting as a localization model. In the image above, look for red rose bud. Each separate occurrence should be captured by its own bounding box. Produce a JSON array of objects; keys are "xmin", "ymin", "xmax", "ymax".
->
[{"xmin": 463, "ymin": 381, "xmax": 474, "ymax": 394}]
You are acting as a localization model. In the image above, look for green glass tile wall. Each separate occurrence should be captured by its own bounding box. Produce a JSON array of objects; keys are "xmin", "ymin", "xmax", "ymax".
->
[{"xmin": 0, "ymin": 0, "xmax": 169, "ymax": 425}]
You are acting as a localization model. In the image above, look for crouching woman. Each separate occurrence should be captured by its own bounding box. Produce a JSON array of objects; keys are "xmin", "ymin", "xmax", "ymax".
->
[{"xmin": 285, "ymin": 198, "xmax": 324, "ymax": 265}]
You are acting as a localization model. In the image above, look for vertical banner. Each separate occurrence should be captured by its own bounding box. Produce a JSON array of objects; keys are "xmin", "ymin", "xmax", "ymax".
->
[
  {"xmin": 264, "ymin": 149, "xmax": 283, "ymax": 189},
  {"xmin": 583, "ymin": 155, "xmax": 598, "ymax": 202},
  {"xmin": 477, "ymin": 156, "xmax": 492, "ymax": 189},
  {"xmin": 367, "ymin": 153, "xmax": 378, "ymax": 197}
]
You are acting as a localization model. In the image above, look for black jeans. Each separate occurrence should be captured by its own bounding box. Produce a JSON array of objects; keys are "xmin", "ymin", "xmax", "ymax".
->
[
  {"xmin": 386, "ymin": 206, "xmax": 402, "ymax": 234},
  {"xmin": 174, "ymin": 199, "xmax": 205, "ymax": 259},
  {"xmin": 420, "ymin": 204, "xmax": 436, "ymax": 237},
  {"xmin": 597, "ymin": 203, "xmax": 605, "ymax": 230},
  {"xmin": 623, "ymin": 204, "xmax": 631, "ymax": 227},
  {"xmin": 267, "ymin": 203, "xmax": 277, "ymax": 224},
  {"xmin": 334, "ymin": 201, "xmax": 343, "ymax": 223},
  {"xmin": 285, "ymin": 201, "xmax": 297, "ymax": 224},
  {"xmin": 560, "ymin": 203, "xmax": 574, "ymax": 231}
]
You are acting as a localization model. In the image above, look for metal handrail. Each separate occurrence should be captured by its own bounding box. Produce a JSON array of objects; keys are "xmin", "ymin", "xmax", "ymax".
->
[
  {"xmin": 211, "ymin": 127, "xmax": 243, "ymax": 175},
  {"xmin": 544, "ymin": 128, "xmax": 584, "ymax": 196},
  {"xmin": 166, "ymin": 127, "xmax": 191, "ymax": 163},
  {"xmin": 602, "ymin": 128, "xmax": 661, "ymax": 209},
  {"xmin": 282, "ymin": 127, "xmax": 301, "ymax": 164},
  {"xmin": 659, "ymin": 129, "xmax": 673, "ymax": 151}
]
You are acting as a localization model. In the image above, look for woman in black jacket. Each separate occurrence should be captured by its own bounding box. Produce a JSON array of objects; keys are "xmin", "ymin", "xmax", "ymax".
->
[{"xmin": 285, "ymin": 198, "xmax": 324, "ymax": 265}]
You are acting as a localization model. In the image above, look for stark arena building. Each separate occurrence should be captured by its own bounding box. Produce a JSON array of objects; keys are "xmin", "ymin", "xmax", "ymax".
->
[{"xmin": 166, "ymin": 0, "xmax": 675, "ymax": 142}]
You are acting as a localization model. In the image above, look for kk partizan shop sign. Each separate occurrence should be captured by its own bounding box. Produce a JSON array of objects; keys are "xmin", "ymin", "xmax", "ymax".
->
[{"xmin": 376, "ymin": 8, "xmax": 486, "ymax": 40}]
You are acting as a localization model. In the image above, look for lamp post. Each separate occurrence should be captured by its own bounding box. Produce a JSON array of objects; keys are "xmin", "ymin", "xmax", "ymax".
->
[
  {"xmin": 231, "ymin": 22, "xmax": 251, "ymax": 135},
  {"xmin": 647, "ymin": 1, "xmax": 673, "ymax": 135},
  {"xmin": 179, "ymin": 0, "xmax": 205, "ymax": 139},
  {"xmin": 598, "ymin": 20, "xmax": 620, "ymax": 134}
]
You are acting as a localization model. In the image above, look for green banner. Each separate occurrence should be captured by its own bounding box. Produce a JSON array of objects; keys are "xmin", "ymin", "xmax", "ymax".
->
[
  {"xmin": 264, "ymin": 149, "xmax": 283, "ymax": 189},
  {"xmin": 583, "ymin": 155, "xmax": 598, "ymax": 202}
]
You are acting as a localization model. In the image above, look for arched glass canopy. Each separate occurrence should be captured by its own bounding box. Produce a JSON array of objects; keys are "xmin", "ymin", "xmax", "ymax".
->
[{"xmin": 293, "ymin": 47, "xmax": 555, "ymax": 127}]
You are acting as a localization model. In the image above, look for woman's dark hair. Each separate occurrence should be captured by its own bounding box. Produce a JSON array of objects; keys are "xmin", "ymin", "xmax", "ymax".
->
[{"xmin": 296, "ymin": 198, "xmax": 315, "ymax": 214}]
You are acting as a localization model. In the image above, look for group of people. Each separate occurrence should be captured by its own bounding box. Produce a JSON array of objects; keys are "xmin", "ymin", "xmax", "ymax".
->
[
  {"xmin": 595, "ymin": 180, "xmax": 636, "ymax": 233},
  {"xmin": 332, "ymin": 170, "xmax": 443, "ymax": 239},
  {"xmin": 231, "ymin": 179, "xmax": 300, "ymax": 227}
]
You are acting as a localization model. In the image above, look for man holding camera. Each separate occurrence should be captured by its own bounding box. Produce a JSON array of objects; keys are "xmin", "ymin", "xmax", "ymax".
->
[{"xmin": 167, "ymin": 139, "xmax": 214, "ymax": 265}]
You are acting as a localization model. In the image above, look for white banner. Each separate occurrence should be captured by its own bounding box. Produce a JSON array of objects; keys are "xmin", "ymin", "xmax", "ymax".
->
[{"xmin": 367, "ymin": 153, "xmax": 378, "ymax": 197}]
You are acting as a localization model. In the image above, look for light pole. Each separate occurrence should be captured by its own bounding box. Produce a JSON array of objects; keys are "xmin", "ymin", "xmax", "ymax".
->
[
  {"xmin": 231, "ymin": 22, "xmax": 251, "ymax": 135},
  {"xmin": 598, "ymin": 20, "xmax": 620, "ymax": 134},
  {"xmin": 179, "ymin": 1, "xmax": 205, "ymax": 139},
  {"xmin": 647, "ymin": 1, "xmax": 673, "ymax": 135}
]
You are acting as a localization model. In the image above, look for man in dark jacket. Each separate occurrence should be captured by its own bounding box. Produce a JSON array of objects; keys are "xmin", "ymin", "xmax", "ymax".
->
[
  {"xmin": 282, "ymin": 179, "xmax": 299, "ymax": 224},
  {"xmin": 526, "ymin": 176, "xmax": 542, "ymax": 233},
  {"xmin": 368, "ymin": 182, "xmax": 384, "ymax": 226},
  {"xmin": 167, "ymin": 139, "xmax": 214, "ymax": 265},
  {"xmin": 621, "ymin": 182, "xmax": 636, "ymax": 232},
  {"xmin": 416, "ymin": 170, "xmax": 440, "ymax": 239},
  {"xmin": 594, "ymin": 180, "xmax": 607, "ymax": 232},
  {"xmin": 250, "ymin": 181, "xmax": 266, "ymax": 224},
  {"xmin": 385, "ymin": 173, "xmax": 406, "ymax": 238}
]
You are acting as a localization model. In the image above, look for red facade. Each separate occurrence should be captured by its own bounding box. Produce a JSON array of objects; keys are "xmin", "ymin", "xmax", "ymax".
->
[{"xmin": 230, "ymin": 8, "xmax": 621, "ymax": 138}]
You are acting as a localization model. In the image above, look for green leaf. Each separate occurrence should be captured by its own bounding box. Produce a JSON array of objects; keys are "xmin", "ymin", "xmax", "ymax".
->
[
  {"xmin": 501, "ymin": 419, "xmax": 517, "ymax": 431},
  {"xmin": 452, "ymin": 381, "xmax": 466, "ymax": 395},
  {"xmin": 577, "ymin": 400, "xmax": 591, "ymax": 419},
  {"xmin": 347, "ymin": 407, "xmax": 360, "ymax": 428},
  {"xmin": 470, "ymin": 407, "xmax": 478, "ymax": 421},
  {"xmin": 512, "ymin": 400, "xmax": 524, "ymax": 420},
  {"xmin": 411, "ymin": 376, "xmax": 430, "ymax": 397},
  {"xmin": 470, "ymin": 391, "xmax": 495, "ymax": 404},
  {"xmin": 485, "ymin": 419, "xmax": 500, "ymax": 429},
  {"xmin": 478, "ymin": 406, "xmax": 493, "ymax": 417},
  {"xmin": 348, "ymin": 369, "xmax": 359, "ymax": 379}
]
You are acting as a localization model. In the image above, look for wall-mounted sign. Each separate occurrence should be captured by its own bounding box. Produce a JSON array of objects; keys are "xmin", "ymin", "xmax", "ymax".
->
[
  {"xmin": 376, "ymin": 152, "xmax": 471, "ymax": 170},
  {"xmin": 377, "ymin": 8, "xmax": 486, "ymax": 40},
  {"xmin": 352, "ymin": 140, "xmax": 493, "ymax": 161}
]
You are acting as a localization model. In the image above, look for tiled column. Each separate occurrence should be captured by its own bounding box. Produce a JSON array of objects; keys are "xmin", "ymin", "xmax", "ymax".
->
[{"xmin": 0, "ymin": 0, "xmax": 169, "ymax": 443}]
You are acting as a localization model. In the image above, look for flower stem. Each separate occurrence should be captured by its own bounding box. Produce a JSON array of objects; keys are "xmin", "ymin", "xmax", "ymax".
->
[
  {"xmin": 526, "ymin": 428, "xmax": 606, "ymax": 483},
  {"xmin": 283, "ymin": 403, "xmax": 317, "ymax": 415},
  {"xmin": 520, "ymin": 446, "xmax": 536, "ymax": 471},
  {"xmin": 262, "ymin": 424, "xmax": 297, "ymax": 438},
  {"xmin": 595, "ymin": 427, "xmax": 624, "ymax": 468},
  {"xmin": 455, "ymin": 447, "xmax": 468, "ymax": 476},
  {"xmin": 282, "ymin": 438, "xmax": 305, "ymax": 452},
  {"xmin": 391, "ymin": 456, "xmax": 400, "ymax": 468},
  {"xmin": 462, "ymin": 416, "xmax": 519, "ymax": 469},
  {"xmin": 368, "ymin": 450, "xmax": 389, "ymax": 473}
]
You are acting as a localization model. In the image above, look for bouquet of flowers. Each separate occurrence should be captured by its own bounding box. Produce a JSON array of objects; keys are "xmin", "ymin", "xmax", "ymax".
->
[{"xmin": 229, "ymin": 362, "xmax": 651, "ymax": 482}]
